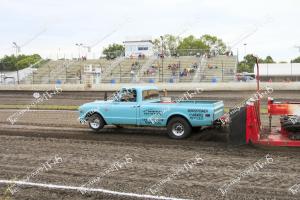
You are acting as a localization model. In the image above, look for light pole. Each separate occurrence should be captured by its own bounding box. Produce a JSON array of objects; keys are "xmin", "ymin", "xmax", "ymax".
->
[
  {"xmin": 75, "ymin": 43, "xmax": 83, "ymax": 60},
  {"xmin": 82, "ymin": 45, "xmax": 92, "ymax": 59},
  {"xmin": 12, "ymin": 42, "xmax": 21, "ymax": 84},
  {"xmin": 243, "ymin": 43, "xmax": 247, "ymax": 71},
  {"xmin": 243, "ymin": 43, "xmax": 247, "ymax": 56},
  {"xmin": 12, "ymin": 42, "xmax": 21, "ymax": 56},
  {"xmin": 57, "ymin": 48, "xmax": 61, "ymax": 60}
]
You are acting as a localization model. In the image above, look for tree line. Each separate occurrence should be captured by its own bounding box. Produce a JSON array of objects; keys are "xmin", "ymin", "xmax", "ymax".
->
[
  {"xmin": 0, "ymin": 54, "xmax": 43, "ymax": 71},
  {"xmin": 102, "ymin": 34, "xmax": 227, "ymax": 59}
]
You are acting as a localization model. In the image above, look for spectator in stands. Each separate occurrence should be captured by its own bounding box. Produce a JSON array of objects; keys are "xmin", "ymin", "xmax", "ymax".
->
[
  {"xmin": 189, "ymin": 68, "xmax": 195, "ymax": 73},
  {"xmin": 182, "ymin": 68, "xmax": 188, "ymax": 77},
  {"xmin": 172, "ymin": 67, "xmax": 176, "ymax": 76},
  {"xmin": 180, "ymin": 71, "xmax": 184, "ymax": 77},
  {"xmin": 131, "ymin": 63, "xmax": 135, "ymax": 71},
  {"xmin": 192, "ymin": 63, "xmax": 198, "ymax": 69}
]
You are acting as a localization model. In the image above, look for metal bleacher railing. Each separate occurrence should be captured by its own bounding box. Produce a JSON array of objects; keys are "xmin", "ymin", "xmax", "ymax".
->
[{"xmin": 1, "ymin": 49, "xmax": 238, "ymax": 85}]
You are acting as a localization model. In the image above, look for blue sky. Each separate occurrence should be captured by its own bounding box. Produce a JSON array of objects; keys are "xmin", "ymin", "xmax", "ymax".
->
[{"xmin": 0, "ymin": 0, "xmax": 299, "ymax": 61}]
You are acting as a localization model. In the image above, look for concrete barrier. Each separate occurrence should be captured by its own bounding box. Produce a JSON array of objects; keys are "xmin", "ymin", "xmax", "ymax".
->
[{"xmin": 0, "ymin": 82, "xmax": 299, "ymax": 92}]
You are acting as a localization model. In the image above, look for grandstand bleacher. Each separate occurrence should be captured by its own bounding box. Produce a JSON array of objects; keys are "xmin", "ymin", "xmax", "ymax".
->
[{"xmin": 20, "ymin": 54, "xmax": 237, "ymax": 84}]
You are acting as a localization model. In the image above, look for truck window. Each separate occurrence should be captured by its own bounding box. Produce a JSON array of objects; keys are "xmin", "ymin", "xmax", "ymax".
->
[
  {"xmin": 120, "ymin": 89, "xmax": 137, "ymax": 102},
  {"xmin": 143, "ymin": 90, "xmax": 159, "ymax": 100}
]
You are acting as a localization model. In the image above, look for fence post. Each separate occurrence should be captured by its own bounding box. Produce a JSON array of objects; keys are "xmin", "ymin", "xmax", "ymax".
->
[
  {"xmin": 80, "ymin": 67, "xmax": 82, "ymax": 84},
  {"xmin": 17, "ymin": 69, "xmax": 19, "ymax": 84},
  {"xmin": 32, "ymin": 71, "xmax": 34, "ymax": 84},
  {"xmin": 222, "ymin": 61, "xmax": 224, "ymax": 82},
  {"xmin": 178, "ymin": 60, "xmax": 181, "ymax": 82},
  {"xmin": 162, "ymin": 58, "xmax": 164, "ymax": 82},
  {"xmin": 65, "ymin": 65, "xmax": 67, "ymax": 84},
  {"xmin": 48, "ymin": 65, "xmax": 51, "ymax": 84},
  {"xmin": 119, "ymin": 64, "xmax": 121, "ymax": 83}
]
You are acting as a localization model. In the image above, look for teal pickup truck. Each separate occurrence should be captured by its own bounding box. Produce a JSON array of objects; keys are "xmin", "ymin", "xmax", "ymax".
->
[{"xmin": 78, "ymin": 86, "xmax": 224, "ymax": 139}]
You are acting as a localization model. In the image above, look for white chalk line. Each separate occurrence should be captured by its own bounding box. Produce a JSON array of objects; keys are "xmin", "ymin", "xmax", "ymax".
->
[{"xmin": 0, "ymin": 180, "xmax": 191, "ymax": 200}]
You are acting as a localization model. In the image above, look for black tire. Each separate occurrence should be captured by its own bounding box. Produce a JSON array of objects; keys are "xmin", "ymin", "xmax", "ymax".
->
[
  {"xmin": 167, "ymin": 117, "xmax": 192, "ymax": 139},
  {"xmin": 192, "ymin": 126, "xmax": 202, "ymax": 133},
  {"xmin": 88, "ymin": 113, "xmax": 105, "ymax": 132}
]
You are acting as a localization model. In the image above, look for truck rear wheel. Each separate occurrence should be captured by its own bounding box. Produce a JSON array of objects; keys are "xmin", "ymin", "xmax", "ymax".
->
[
  {"xmin": 167, "ymin": 117, "xmax": 191, "ymax": 139},
  {"xmin": 88, "ymin": 113, "xmax": 105, "ymax": 132}
]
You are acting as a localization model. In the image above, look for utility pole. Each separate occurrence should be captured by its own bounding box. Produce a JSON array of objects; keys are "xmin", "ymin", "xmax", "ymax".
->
[
  {"xmin": 12, "ymin": 42, "xmax": 21, "ymax": 84},
  {"xmin": 243, "ymin": 43, "xmax": 247, "ymax": 71},
  {"xmin": 75, "ymin": 43, "xmax": 83, "ymax": 60},
  {"xmin": 160, "ymin": 36, "xmax": 164, "ymax": 82},
  {"xmin": 83, "ymin": 45, "xmax": 91, "ymax": 56}
]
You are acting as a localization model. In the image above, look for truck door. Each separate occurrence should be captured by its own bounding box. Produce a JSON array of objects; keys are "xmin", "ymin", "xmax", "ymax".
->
[{"xmin": 108, "ymin": 89, "xmax": 138, "ymax": 125}]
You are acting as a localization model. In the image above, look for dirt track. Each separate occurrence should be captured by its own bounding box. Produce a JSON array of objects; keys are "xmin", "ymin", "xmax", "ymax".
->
[
  {"xmin": 0, "ymin": 90, "xmax": 300, "ymax": 200},
  {"xmin": 0, "ymin": 109, "xmax": 300, "ymax": 200}
]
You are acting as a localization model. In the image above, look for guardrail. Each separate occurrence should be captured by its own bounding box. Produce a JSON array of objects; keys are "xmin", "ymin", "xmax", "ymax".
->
[{"xmin": 0, "ymin": 82, "xmax": 299, "ymax": 92}]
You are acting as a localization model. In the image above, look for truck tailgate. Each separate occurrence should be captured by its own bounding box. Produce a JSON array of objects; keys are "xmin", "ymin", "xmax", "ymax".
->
[{"xmin": 178, "ymin": 100, "xmax": 224, "ymax": 121}]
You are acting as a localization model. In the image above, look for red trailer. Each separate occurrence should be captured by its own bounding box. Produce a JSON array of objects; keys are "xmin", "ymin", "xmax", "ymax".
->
[{"xmin": 229, "ymin": 57, "xmax": 300, "ymax": 147}]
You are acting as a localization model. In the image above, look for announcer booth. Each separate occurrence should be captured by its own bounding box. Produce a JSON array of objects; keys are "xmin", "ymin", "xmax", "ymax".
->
[{"xmin": 124, "ymin": 39, "xmax": 154, "ymax": 58}]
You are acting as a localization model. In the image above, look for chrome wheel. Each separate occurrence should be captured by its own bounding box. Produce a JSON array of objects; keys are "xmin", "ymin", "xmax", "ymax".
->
[
  {"xmin": 90, "ymin": 118, "xmax": 100, "ymax": 129},
  {"xmin": 167, "ymin": 117, "xmax": 191, "ymax": 139},
  {"xmin": 172, "ymin": 123, "xmax": 185, "ymax": 136},
  {"xmin": 88, "ymin": 113, "xmax": 105, "ymax": 132}
]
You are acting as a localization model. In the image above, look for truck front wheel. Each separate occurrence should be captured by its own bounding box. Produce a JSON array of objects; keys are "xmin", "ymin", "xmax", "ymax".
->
[
  {"xmin": 167, "ymin": 117, "xmax": 191, "ymax": 139},
  {"xmin": 88, "ymin": 113, "xmax": 105, "ymax": 132}
]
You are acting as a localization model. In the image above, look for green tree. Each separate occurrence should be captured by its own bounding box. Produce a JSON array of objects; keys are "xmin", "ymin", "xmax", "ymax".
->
[
  {"xmin": 0, "ymin": 54, "xmax": 42, "ymax": 71},
  {"xmin": 0, "ymin": 55, "xmax": 18, "ymax": 71},
  {"xmin": 102, "ymin": 44, "xmax": 124, "ymax": 59},
  {"xmin": 153, "ymin": 34, "xmax": 180, "ymax": 56},
  {"xmin": 200, "ymin": 34, "xmax": 226, "ymax": 54},
  {"xmin": 237, "ymin": 54, "xmax": 262, "ymax": 73},
  {"xmin": 291, "ymin": 56, "xmax": 300, "ymax": 63},
  {"xmin": 263, "ymin": 56, "xmax": 275, "ymax": 63},
  {"xmin": 16, "ymin": 55, "xmax": 41, "ymax": 69},
  {"xmin": 177, "ymin": 35, "xmax": 208, "ymax": 50}
]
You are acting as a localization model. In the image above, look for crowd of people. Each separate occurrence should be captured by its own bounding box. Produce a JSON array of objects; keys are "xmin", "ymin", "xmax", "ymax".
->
[
  {"xmin": 144, "ymin": 65, "xmax": 157, "ymax": 76},
  {"xmin": 166, "ymin": 62, "xmax": 199, "ymax": 78}
]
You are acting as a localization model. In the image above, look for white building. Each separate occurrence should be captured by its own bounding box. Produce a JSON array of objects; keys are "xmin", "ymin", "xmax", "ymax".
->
[
  {"xmin": 124, "ymin": 40, "xmax": 154, "ymax": 58},
  {"xmin": 254, "ymin": 63, "xmax": 300, "ymax": 81}
]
